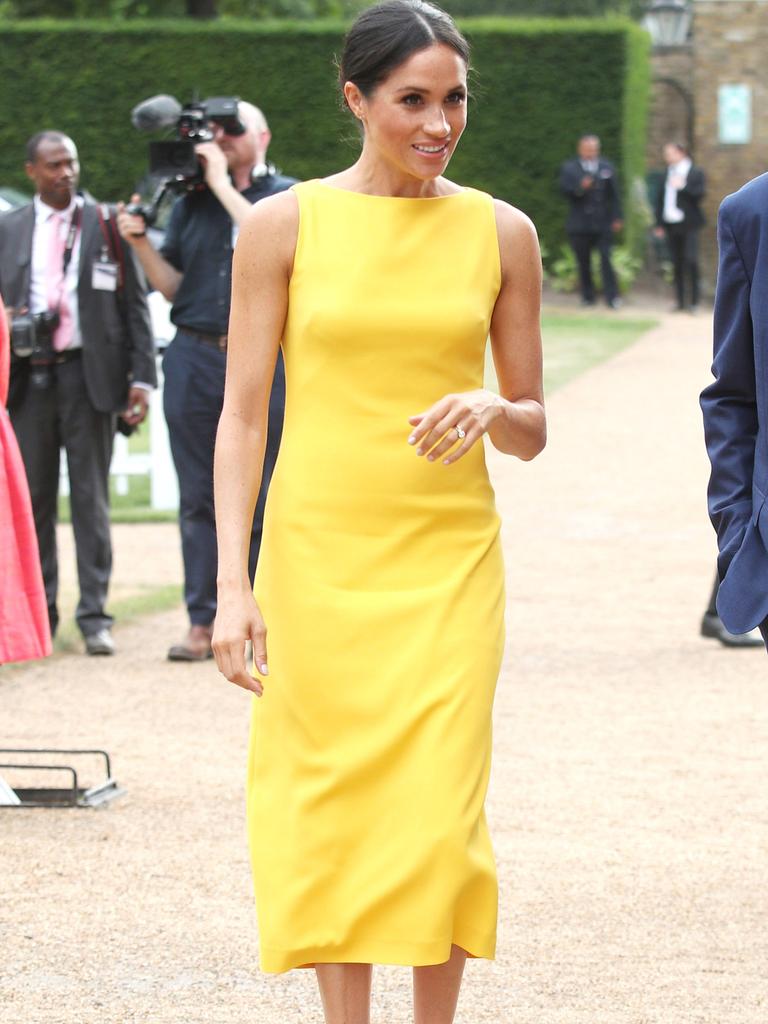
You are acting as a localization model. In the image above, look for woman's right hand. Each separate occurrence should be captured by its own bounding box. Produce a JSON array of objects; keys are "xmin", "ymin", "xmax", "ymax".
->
[{"xmin": 212, "ymin": 588, "xmax": 269, "ymax": 697}]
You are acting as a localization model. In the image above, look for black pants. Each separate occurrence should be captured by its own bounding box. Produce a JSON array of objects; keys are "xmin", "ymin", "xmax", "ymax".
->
[
  {"xmin": 568, "ymin": 230, "xmax": 618, "ymax": 304},
  {"xmin": 664, "ymin": 223, "xmax": 700, "ymax": 309},
  {"xmin": 162, "ymin": 330, "xmax": 285, "ymax": 627},
  {"xmin": 9, "ymin": 355, "xmax": 114, "ymax": 638}
]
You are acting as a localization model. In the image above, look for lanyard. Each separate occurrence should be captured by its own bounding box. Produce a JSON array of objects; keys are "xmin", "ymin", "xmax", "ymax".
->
[
  {"xmin": 48, "ymin": 202, "xmax": 82, "ymax": 315},
  {"xmin": 61, "ymin": 202, "xmax": 82, "ymax": 276}
]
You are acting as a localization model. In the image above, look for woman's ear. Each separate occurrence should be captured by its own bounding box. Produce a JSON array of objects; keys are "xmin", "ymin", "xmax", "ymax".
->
[{"xmin": 343, "ymin": 81, "xmax": 366, "ymax": 123}]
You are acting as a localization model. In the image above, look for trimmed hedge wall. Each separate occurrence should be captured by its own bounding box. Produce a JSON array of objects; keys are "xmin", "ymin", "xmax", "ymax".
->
[{"xmin": 0, "ymin": 18, "xmax": 649, "ymax": 259}]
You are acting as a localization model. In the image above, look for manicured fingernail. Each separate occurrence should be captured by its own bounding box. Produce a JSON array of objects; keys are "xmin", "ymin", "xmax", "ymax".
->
[
  {"xmin": 427, "ymin": 454, "xmax": 435, "ymax": 461},
  {"xmin": 417, "ymin": 448, "xmax": 424, "ymax": 456},
  {"xmin": 443, "ymin": 459, "xmax": 450, "ymax": 465},
  {"xmin": 408, "ymin": 435, "xmax": 416, "ymax": 444},
  {"xmin": 259, "ymin": 663, "xmax": 268, "ymax": 675}
]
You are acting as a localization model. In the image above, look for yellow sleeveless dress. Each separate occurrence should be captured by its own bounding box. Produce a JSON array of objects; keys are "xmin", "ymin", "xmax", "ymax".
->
[{"xmin": 248, "ymin": 179, "xmax": 505, "ymax": 973}]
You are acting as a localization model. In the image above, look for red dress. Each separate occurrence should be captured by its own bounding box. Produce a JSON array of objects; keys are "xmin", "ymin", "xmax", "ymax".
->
[{"xmin": 0, "ymin": 297, "xmax": 51, "ymax": 663}]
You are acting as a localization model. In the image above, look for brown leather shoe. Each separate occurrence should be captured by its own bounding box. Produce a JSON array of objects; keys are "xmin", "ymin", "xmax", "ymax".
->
[{"xmin": 167, "ymin": 624, "xmax": 214, "ymax": 662}]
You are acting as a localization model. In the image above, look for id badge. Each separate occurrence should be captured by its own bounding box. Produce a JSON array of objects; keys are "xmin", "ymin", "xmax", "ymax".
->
[{"xmin": 92, "ymin": 259, "xmax": 118, "ymax": 292}]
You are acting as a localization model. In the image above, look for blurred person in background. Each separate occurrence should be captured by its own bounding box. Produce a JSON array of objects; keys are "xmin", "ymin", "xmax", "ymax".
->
[
  {"xmin": 0, "ymin": 293, "xmax": 51, "ymax": 665},
  {"xmin": 654, "ymin": 141, "xmax": 706, "ymax": 313},
  {"xmin": 0, "ymin": 131, "xmax": 155, "ymax": 656},
  {"xmin": 559, "ymin": 133, "xmax": 623, "ymax": 309},
  {"xmin": 117, "ymin": 102, "xmax": 296, "ymax": 662}
]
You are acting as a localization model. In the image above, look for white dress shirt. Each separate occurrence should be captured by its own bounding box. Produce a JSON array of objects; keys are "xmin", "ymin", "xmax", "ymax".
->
[
  {"xmin": 30, "ymin": 193, "xmax": 83, "ymax": 350},
  {"xmin": 663, "ymin": 158, "xmax": 692, "ymax": 225}
]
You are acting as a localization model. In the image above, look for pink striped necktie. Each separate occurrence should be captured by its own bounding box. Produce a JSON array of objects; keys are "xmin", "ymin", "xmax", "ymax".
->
[{"xmin": 46, "ymin": 210, "xmax": 74, "ymax": 351}]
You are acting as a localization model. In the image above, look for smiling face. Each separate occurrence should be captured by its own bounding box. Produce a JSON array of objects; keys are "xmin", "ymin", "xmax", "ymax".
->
[
  {"xmin": 344, "ymin": 43, "xmax": 468, "ymax": 185},
  {"xmin": 25, "ymin": 136, "xmax": 79, "ymax": 210}
]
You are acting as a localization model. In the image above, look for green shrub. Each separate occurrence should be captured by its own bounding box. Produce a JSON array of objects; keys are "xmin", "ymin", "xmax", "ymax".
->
[
  {"xmin": 0, "ymin": 18, "xmax": 649, "ymax": 263},
  {"xmin": 549, "ymin": 242, "xmax": 641, "ymax": 295},
  {"xmin": 0, "ymin": 0, "xmax": 649, "ymax": 17}
]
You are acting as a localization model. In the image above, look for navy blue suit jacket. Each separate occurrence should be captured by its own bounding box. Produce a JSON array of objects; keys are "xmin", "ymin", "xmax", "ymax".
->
[{"xmin": 701, "ymin": 171, "xmax": 768, "ymax": 636}]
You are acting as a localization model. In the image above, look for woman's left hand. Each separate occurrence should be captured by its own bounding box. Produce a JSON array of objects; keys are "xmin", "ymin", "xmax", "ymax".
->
[{"xmin": 407, "ymin": 389, "xmax": 503, "ymax": 465}]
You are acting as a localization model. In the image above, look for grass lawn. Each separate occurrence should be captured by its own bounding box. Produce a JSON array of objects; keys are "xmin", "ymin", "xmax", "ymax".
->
[{"xmin": 486, "ymin": 309, "xmax": 658, "ymax": 395}]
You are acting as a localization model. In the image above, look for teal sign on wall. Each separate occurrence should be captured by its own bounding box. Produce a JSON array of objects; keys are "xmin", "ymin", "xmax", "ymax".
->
[{"xmin": 718, "ymin": 84, "xmax": 752, "ymax": 145}]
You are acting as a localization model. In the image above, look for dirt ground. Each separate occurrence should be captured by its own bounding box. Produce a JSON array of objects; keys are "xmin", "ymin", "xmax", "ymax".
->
[{"xmin": 1, "ymin": 308, "xmax": 766, "ymax": 1024}]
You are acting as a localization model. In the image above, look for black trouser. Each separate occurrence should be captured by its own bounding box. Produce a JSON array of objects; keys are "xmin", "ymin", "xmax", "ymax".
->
[
  {"xmin": 9, "ymin": 354, "xmax": 114, "ymax": 639},
  {"xmin": 664, "ymin": 223, "xmax": 700, "ymax": 309},
  {"xmin": 568, "ymin": 230, "xmax": 618, "ymax": 304},
  {"xmin": 162, "ymin": 330, "xmax": 285, "ymax": 627}
]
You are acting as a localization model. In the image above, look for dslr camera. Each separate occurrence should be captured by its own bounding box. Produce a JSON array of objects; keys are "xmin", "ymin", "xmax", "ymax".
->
[
  {"xmin": 128, "ymin": 94, "xmax": 246, "ymax": 225},
  {"xmin": 11, "ymin": 310, "xmax": 60, "ymax": 389}
]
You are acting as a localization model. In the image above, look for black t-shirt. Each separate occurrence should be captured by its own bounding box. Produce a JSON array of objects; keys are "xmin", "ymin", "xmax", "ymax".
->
[{"xmin": 160, "ymin": 171, "xmax": 297, "ymax": 335}]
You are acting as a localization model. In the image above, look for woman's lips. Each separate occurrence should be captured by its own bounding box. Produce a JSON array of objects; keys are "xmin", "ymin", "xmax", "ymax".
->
[{"xmin": 412, "ymin": 142, "xmax": 450, "ymax": 157}]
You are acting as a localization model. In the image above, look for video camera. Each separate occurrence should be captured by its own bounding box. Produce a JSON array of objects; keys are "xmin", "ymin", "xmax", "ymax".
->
[{"xmin": 128, "ymin": 94, "xmax": 245, "ymax": 225}]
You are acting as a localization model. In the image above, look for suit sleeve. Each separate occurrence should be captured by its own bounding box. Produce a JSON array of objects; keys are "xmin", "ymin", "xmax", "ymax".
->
[
  {"xmin": 119, "ymin": 230, "xmax": 157, "ymax": 388},
  {"xmin": 680, "ymin": 167, "xmax": 706, "ymax": 201},
  {"xmin": 700, "ymin": 199, "xmax": 757, "ymax": 581}
]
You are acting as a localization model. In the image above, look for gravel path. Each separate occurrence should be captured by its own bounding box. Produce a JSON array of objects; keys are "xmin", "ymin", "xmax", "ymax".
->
[{"xmin": 1, "ymin": 309, "xmax": 766, "ymax": 1024}]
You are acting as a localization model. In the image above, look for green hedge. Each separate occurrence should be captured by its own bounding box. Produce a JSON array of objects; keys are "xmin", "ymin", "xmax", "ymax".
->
[
  {"xmin": 0, "ymin": 1, "xmax": 650, "ymax": 18},
  {"xmin": 0, "ymin": 17, "xmax": 649, "ymax": 260}
]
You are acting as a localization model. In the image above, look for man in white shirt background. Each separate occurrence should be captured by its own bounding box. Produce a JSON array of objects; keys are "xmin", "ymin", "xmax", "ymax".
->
[
  {"xmin": 0, "ymin": 131, "xmax": 155, "ymax": 655},
  {"xmin": 654, "ymin": 140, "xmax": 706, "ymax": 312}
]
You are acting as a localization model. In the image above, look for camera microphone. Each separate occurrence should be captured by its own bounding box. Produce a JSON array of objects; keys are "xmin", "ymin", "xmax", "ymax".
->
[{"xmin": 131, "ymin": 94, "xmax": 183, "ymax": 133}]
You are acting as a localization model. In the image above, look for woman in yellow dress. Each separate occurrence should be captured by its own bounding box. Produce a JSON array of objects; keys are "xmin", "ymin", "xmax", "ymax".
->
[{"xmin": 212, "ymin": 2, "xmax": 545, "ymax": 1020}]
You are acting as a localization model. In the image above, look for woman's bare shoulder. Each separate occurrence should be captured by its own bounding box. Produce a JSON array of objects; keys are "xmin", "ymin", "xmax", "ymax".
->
[
  {"xmin": 241, "ymin": 187, "xmax": 299, "ymax": 234},
  {"xmin": 491, "ymin": 197, "xmax": 538, "ymax": 245},
  {"xmin": 237, "ymin": 188, "xmax": 300, "ymax": 267}
]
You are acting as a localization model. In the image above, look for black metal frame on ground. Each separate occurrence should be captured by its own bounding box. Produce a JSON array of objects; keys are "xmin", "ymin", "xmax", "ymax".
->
[{"xmin": 0, "ymin": 748, "xmax": 125, "ymax": 808}]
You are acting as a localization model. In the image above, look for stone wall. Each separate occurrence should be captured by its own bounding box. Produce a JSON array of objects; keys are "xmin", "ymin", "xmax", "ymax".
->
[
  {"xmin": 647, "ymin": 49, "xmax": 694, "ymax": 167},
  {"xmin": 647, "ymin": 1, "xmax": 768, "ymax": 291},
  {"xmin": 692, "ymin": 0, "xmax": 768, "ymax": 287}
]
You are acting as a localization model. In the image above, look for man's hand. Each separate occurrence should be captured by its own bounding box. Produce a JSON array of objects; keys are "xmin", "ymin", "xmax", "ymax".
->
[
  {"xmin": 122, "ymin": 385, "xmax": 149, "ymax": 428},
  {"xmin": 580, "ymin": 175, "xmax": 594, "ymax": 190},
  {"xmin": 4, "ymin": 304, "xmax": 22, "ymax": 331},
  {"xmin": 653, "ymin": 226, "xmax": 666, "ymax": 239},
  {"xmin": 195, "ymin": 141, "xmax": 230, "ymax": 191},
  {"xmin": 612, "ymin": 219, "xmax": 624, "ymax": 233},
  {"xmin": 116, "ymin": 194, "xmax": 148, "ymax": 244}
]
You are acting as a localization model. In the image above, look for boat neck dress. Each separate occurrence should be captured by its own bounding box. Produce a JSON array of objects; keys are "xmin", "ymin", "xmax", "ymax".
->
[{"xmin": 248, "ymin": 179, "xmax": 506, "ymax": 973}]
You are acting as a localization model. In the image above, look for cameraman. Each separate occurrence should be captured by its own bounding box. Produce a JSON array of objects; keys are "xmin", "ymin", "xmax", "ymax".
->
[
  {"xmin": 117, "ymin": 102, "xmax": 295, "ymax": 662},
  {"xmin": 0, "ymin": 130, "xmax": 156, "ymax": 655}
]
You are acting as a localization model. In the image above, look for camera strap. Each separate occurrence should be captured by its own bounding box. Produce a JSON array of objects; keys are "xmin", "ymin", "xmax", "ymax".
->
[
  {"xmin": 61, "ymin": 202, "xmax": 82, "ymax": 278},
  {"xmin": 46, "ymin": 201, "xmax": 82, "ymax": 318},
  {"xmin": 96, "ymin": 203, "xmax": 126, "ymax": 291}
]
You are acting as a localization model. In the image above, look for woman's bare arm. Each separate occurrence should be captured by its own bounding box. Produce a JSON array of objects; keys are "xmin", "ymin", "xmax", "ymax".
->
[
  {"xmin": 212, "ymin": 189, "xmax": 298, "ymax": 693},
  {"xmin": 485, "ymin": 200, "xmax": 546, "ymax": 460},
  {"xmin": 406, "ymin": 199, "xmax": 545, "ymax": 464}
]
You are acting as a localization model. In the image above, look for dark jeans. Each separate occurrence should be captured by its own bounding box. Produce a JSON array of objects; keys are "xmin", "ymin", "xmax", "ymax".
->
[
  {"xmin": 9, "ymin": 355, "xmax": 114, "ymax": 638},
  {"xmin": 162, "ymin": 330, "xmax": 285, "ymax": 626},
  {"xmin": 568, "ymin": 230, "xmax": 618, "ymax": 304},
  {"xmin": 664, "ymin": 223, "xmax": 700, "ymax": 309}
]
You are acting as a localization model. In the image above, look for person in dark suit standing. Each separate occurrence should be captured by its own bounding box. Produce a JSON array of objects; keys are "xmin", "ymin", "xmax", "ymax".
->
[
  {"xmin": 654, "ymin": 141, "xmax": 706, "ymax": 312},
  {"xmin": 0, "ymin": 131, "xmax": 156, "ymax": 655},
  {"xmin": 701, "ymin": 170, "xmax": 768, "ymax": 648},
  {"xmin": 559, "ymin": 133, "xmax": 624, "ymax": 309}
]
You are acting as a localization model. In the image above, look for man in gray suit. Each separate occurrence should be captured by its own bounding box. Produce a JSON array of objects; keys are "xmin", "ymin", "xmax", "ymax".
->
[{"xmin": 0, "ymin": 131, "xmax": 155, "ymax": 655}]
